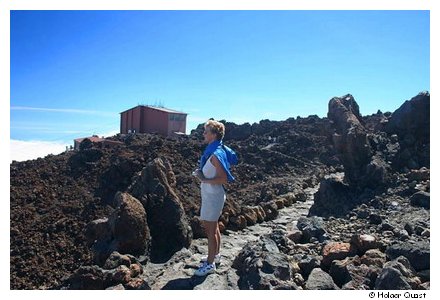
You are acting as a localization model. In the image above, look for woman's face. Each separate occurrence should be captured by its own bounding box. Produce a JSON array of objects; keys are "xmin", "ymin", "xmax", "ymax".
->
[{"xmin": 203, "ymin": 126, "xmax": 216, "ymax": 144}]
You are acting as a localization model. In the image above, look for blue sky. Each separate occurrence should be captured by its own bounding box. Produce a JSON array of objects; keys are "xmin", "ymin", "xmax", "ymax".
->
[{"xmin": 10, "ymin": 10, "xmax": 429, "ymax": 152}]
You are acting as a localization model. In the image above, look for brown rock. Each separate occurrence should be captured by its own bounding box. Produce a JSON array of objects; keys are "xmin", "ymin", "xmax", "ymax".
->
[
  {"xmin": 329, "ymin": 257, "xmax": 353, "ymax": 287},
  {"xmin": 327, "ymin": 94, "xmax": 379, "ymax": 187},
  {"xmin": 284, "ymin": 193, "xmax": 297, "ymax": 206},
  {"xmin": 112, "ymin": 265, "xmax": 132, "ymax": 284},
  {"xmin": 229, "ymin": 215, "xmax": 247, "ymax": 230},
  {"xmin": 261, "ymin": 201, "xmax": 279, "ymax": 221},
  {"xmin": 255, "ymin": 205, "xmax": 266, "ymax": 223},
  {"xmin": 360, "ymin": 249, "xmax": 386, "ymax": 268},
  {"xmin": 350, "ymin": 234, "xmax": 379, "ymax": 255},
  {"xmin": 129, "ymin": 263, "xmax": 143, "ymax": 277},
  {"xmin": 89, "ymin": 192, "xmax": 150, "ymax": 266},
  {"xmin": 103, "ymin": 251, "xmax": 132, "ymax": 270},
  {"xmin": 274, "ymin": 198, "xmax": 285, "ymax": 209},
  {"xmin": 322, "ymin": 242, "xmax": 355, "ymax": 268},
  {"xmin": 190, "ymin": 216, "xmax": 206, "ymax": 238},
  {"xmin": 242, "ymin": 206, "xmax": 258, "ymax": 226},
  {"xmin": 219, "ymin": 212, "xmax": 230, "ymax": 226},
  {"xmin": 124, "ymin": 278, "xmax": 151, "ymax": 290},
  {"xmin": 109, "ymin": 192, "xmax": 150, "ymax": 256},
  {"xmin": 286, "ymin": 229, "xmax": 303, "ymax": 244},
  {"xmin": 128, "ymin": 158, "xmax": 193, "ymax": 262},
  {"xmin": 84, "ymin": 218, "xmax": 110, "ymax": 247}
]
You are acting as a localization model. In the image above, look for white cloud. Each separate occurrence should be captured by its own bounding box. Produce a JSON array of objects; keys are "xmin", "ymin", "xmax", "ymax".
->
[
  {"xmin": 10, "ymin": 130, "xmax": 120, "ymax": 162},
  {"xmin": 10, "ymin": 126, "xmax": 85, "ymax": 134},
  {"xmin": 10, "ymin": 139, "xmax": 71, "ymax": 162},
  {"xmin": 11, "ymin": 106, "xmax": 116, "ymax": 117}
]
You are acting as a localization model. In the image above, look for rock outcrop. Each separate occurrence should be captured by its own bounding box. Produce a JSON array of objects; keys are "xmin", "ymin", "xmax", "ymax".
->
[
  {"xmin": 309, "ymin": 173, "xmax": 354, "ymax": 217},
  {"xmin": 385, "ymin": 92, "xmax": 430, "ymax": 171},
  {"xmin": 310, "ymin": 94, "xmax": 406, "ymax": 218},
  {"xmin": 85, "ymin": 192, "xmax": 150, "ymax": 265},
  {"xmin": 386, "ymin": 241, "xmax": 430, "ymax": 271},
  {"xmin": 65, "ymin": 251, "xmax": 150, "ymax": 290},
  {"xmin": 328, "ymin": 94, "xmax": 373, "ymax": 186},
  {"xmin": 232, "ymin": 235, "xmax": 300, "ymax": 289},
  {"xmin": 128, "ymin": 158, "xmax": 193, "ymax": 262},
  {"xmin": 305, "ymin": 268, "xmax": 339, "ymax": 290}
]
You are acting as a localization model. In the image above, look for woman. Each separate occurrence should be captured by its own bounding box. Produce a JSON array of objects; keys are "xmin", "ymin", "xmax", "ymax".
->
[{"xmin": 193, "ymin": 120, "xmax": 238, "ymax": 276}]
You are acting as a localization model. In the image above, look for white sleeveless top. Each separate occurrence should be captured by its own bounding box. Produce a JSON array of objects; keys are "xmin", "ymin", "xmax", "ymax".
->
[{"xmin": 201, "ymin": 155, "xmax": 224, "ymax": 194}]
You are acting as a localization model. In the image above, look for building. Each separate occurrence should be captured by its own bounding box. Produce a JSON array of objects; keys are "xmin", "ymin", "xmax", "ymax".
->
[
  {"xmin": 73, "ymin": 135, "xmax": 123, "ymax": 150},
  {"xmin": 120, "ymin": 105, "xmax": 187, "ymax": 137},
  {"xmin": 73, "ymin": 135, "xmax": 105, "ymax": 150}
]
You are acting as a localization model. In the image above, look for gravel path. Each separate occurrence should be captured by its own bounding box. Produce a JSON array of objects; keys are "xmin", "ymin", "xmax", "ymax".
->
[{"xmin": 141, "ymin": 185, "xmax": 318, "ymax": 289}]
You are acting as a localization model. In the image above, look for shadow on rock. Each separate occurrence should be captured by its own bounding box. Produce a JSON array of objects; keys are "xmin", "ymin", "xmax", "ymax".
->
[{"xmin": 161, "ymin": 275, "xmax": 207, "ymax": 290}]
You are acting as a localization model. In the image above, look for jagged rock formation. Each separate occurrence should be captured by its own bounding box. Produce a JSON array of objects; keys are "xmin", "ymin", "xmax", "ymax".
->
[
  {"xmin": 327, "ymin": 94, "xmax": 391, "ymax": 189},
  {"xmin": 385, "ymin": 91, "xmax": 430, "ymax": 171},
  {"xmin": 84, "ymin": 192, "xmax": 150, "ymax": 266},
  {"xmin": 128, "ymin": 158, "xmax": 193, "ymax": 262},
  {"xmin": 311, "ymin": 92, "xmax": 430, "ymax": 221}
]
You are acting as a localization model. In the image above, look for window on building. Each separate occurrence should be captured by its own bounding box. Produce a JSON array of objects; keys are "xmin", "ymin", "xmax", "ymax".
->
[{"xmin": 169, "ymin": 114, "xmax": 185, "ymax": 121}]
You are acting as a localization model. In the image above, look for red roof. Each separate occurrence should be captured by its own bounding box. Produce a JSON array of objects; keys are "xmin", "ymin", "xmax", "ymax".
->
[
  {"xmin": 74, "ymin": 136, "xmax": 105, "ymax": 143},
  {"xmin": 119, "ymin": 105, "xmax": 187, "ymax": 115}
]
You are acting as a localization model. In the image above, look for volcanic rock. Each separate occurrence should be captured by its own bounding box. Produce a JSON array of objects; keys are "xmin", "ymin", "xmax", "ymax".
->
[
  {"xmin": 86, "ymin": 192, "xmax": 150, "ymax": 266},
  {"xmin": 296, "ymin": 216, "xmax": 328, "ymax": 243},
  {"xmin": 128, "ymin": 157, "xmax": 192, "ymax": 262},
  {"xmin": 309, "ymin": 175, "xmax": 354, "ymax": 217},
  {"xmin": 305, "ymin": 268, "xmax": 339, "ymax": 290},
  {"xmin": 409, "ymin": 191, "xmax": 430, "ymax": 209},
  {"xmin": 386, "ymin": 242, "xmax": 430, "ymax": 271},
  {"xmin": 327, "ymin": 94, "xmax": 373, "ymax": 186},
  {"xmin": 232, "ymin": 235, "xmax": 299, "ymax": 289}
]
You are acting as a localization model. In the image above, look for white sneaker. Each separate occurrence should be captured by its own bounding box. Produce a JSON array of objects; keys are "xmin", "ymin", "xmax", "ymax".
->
[
  {"xmin": 201, "ymin": 254, "xmax": 221, "ymax": 265},
  {"xmin": 194, "ymin": 262, "xmax": 216, "ymax": 276}
]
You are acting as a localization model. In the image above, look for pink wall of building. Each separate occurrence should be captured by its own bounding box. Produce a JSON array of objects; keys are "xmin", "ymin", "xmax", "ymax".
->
[{"xmin": 120, "ymin": 106, "xmax": 187, "ymax": 136}]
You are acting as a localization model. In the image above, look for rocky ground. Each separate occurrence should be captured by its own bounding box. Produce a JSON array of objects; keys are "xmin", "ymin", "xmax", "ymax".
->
[{"xmin": 10, "ymin": 92, "xmax": 430, "ymax": 290}]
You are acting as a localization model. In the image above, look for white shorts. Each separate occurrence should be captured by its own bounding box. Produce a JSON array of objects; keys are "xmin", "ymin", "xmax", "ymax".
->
[{"xmin": 200, "ymin": 183, "xmax": 226, "ymax": 222}]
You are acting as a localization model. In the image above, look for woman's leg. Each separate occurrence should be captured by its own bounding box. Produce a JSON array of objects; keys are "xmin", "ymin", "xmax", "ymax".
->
[
  {"xmin": 215, "ymin": 223, "xmax": 221, "ymax": 255},
  {"xmin": 203, "ymin": 220, "xmax": 218, "ymax": 264}
]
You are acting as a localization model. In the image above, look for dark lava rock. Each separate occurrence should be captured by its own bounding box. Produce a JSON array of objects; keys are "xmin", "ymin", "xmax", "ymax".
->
[
  {"xmin": 86, "ymin": 192, "xmax": 150, "ymax": 266},
  {"xmin": 409, "ymin": 191, "xmax": 430, "ymax": 209},
  {"xmin": 296, "ymin": 216, "xmax": 328, "ymax": 243},
  {"xmin": 128, "ymin": 158, "xmax": 193, "ymax": 263},
  {"xmin": 386, "ymin": 92, "xmax": 430, "ymax": 170},
  {"xmin": 232, "ymin": 235, "xmax": 298, "ymax": 289},
  {"xmin": 298, "ymin": 255, "xmax": 321, "ymax": 278},
  {"xmin": 309, "ymin": 176, "xmax": 354, "ymax": 218},
  {"xmin": 386, "ymin": 91, "xmax": 430, "ymax": 142},
  {"xmin": 375, "ymin": 267, "xmax": 411, "ymax": 290},
  {"xmin": 329, "ymin": 259, "xmax": 352, "ymax": 287},
  {"xmin": 386, "ymin": 242, "xmax": 430, "ymax": 271},
  {"xmin": 305, "ymin": 268, "xmax": 339, "ymax": 290}
]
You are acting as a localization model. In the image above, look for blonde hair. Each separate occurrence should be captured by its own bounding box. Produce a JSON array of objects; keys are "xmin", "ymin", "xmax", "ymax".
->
[{"xmin": 204, "ymin": 120, "xmax": 225, "ymax": 140}]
